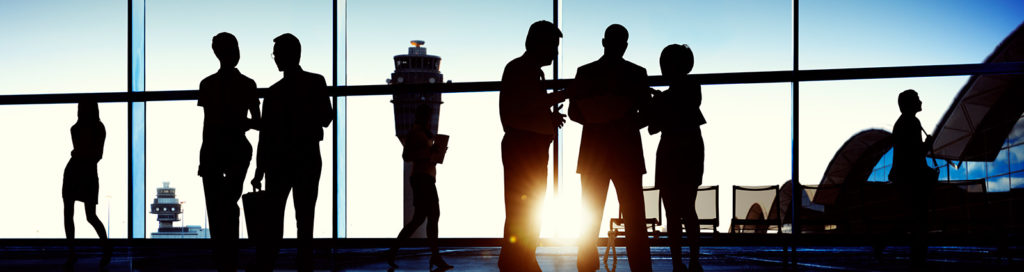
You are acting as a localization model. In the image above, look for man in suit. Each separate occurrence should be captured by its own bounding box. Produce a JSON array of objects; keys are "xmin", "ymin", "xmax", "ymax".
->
[
  {"xmin": 889, "ymin": 89, "xmax": 935, "ymax": 268},
  {"xmin": 251, "ymin": 33, "xmax": 334, "ymax": 270},
  {"xmin": 570, "ymin": 24, "xmax": 652, "ymax": 272},
  {"xmin": 497, "ymin": 20, "xmax": 568, "ymax": 272}
]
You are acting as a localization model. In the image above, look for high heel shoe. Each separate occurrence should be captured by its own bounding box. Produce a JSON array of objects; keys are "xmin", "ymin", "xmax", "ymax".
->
[
  {"xmin": 429, "ymin": 255, "xmax": 453, "ymax": 270},
  {"xmin": 385, "ymin": 248, "xmax": 398, "ymax": 268}
]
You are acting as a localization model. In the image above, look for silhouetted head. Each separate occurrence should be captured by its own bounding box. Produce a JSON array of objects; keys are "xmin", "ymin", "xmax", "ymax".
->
[
  {"xmin": 78, "ymin": 100, "xmax": 100, "ymax": 122},
  {"xmin": 660, "ymin": 44, "xmax": 694, "ymax": 81},
  {"xmin": 602, "ymin": 24, "xmax": 629, "ymax": 59},
  {"xmin": 212, "ymin": 32, "xmax": 240, "ymax": 69},
  {"xmin": 273, "ymin": 33, "xmax": 301, "ymax": 72},
  {"xmin": 414, "ymin": 103, "xmax": 433, "ymax": 128},
  {"xmin": 524, "ymin": 20, "xmax": 562, "ymax": 67},
  {"xmin": 898, "ymin": 89, "xmax": 922, "ymax": 114}
]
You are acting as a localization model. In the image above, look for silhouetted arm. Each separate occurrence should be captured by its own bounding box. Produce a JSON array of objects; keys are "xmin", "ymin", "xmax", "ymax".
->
[
  {"xmin": 634, "ymin": 68, "xmax": 652, "ymax": 129},
  {"xmin": 568, "ymin": 68, "xmax": 587, "ymax": 124},
  {"xmin": 247, "ymin": 80, "xmax": 261, "ymax": 130},
  {"xmin": 251, "ymin": 98, "xmax": 272, "ymax": 190},
  {"xmin": 96, "ymin": 124, "xmax": 106, "ymax": 161},
  {"xmin": 315, "ymin": 75, "xmax": 333, "ymax": 128}
]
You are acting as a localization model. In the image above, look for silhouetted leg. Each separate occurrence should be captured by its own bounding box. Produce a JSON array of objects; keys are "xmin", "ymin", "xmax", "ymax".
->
[
  {"xmin": 663, "ymin": 186, "xmax": 684, "ymax": 267},
  {"xmin": 396, "ymin": 212, "xmax": 428, "ymax": 245},
  {"xmin": 85, "ymin": 203, "xmax": 110, "ymax": 267},
  {"xmin": 220, "ymin": 166, "xmax": 246, "ymax": 271},
  {"xmin": 681, "ymin": 185, "xmax": 700, "ymax": 259},
  {"xmin": 84, "ymin": 204, "xmax": 106, "ymax": 240},
  {"xmin": 201, "ymin": 174, "xmax": 228, "ymax": 271},
  {"xmin": 64, "ymin": 201, "xmax": 75, "ymax": 240},
  {"xmin": 263, "ymin": 170, "xmax": 292, "ymax": 271},
  {"xmin": 293, "ymin": 156, "xmax": 321, "ymax": 271},
  {"xmin": 910, "ymin": 184, "xmax": 929, "ymax": 268},
  {"xmin": 202, "ymin": 175, "xmax": 224, "ymax": 240},
  {"xmin": 578, "ymin": 173, "xmax": 610, "ymax": 271},
  {"xmin": 427, "ymin": 206, "xmax": 440, "ymax": 256},
  {"xmin": 502, "ymin": 178, "xmax": 545, "ymax": 272},
  {"xmin": 293, "ymin": 166, "xmax": 320, "ymax": 241},
  {"xmin": 498, "ymin": 133, "xmax": 548, "ymax": 272},
  {"xmin": 612, "ymin": 174, "xmax": 652, "ymax": 272}
]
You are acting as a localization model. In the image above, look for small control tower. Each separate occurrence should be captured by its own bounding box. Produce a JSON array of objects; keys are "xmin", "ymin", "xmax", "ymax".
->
[
  {"xmin": 150, "ymin": 182, "xmax": 209, "ymax": 239},
  {"xmin": 389, "ymin": 40, "xmax": 444, "ymax": 237},
  {"xmin": 151, "ymin": 182, "xmax": 182, "ymax": 232}
]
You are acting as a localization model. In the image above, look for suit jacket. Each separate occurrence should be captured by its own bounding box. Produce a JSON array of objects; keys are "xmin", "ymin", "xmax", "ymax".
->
[
  {"xmin": 255, "ymin": 67, "xmax": 333, "ymax": 171},
  {"xmin": 889, "ymin": 114, "xmax": 930, "ymax": 184},
  {"xmin": 569, "ymin": 57, "xmax": 650, "ymax": 175}
]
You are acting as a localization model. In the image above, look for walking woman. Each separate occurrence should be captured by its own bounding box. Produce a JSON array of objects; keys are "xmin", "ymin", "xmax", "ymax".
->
[
  {"xmin": 387, "ymin": 104, "xmax": 452, "ymax": 270},
  {"xmin": 648, "ymin": 44, "xmax": 705, "ymax": 271},
  {"xmin": 62, "ymin": 101, "xmax": 108, "ymax": 248}
]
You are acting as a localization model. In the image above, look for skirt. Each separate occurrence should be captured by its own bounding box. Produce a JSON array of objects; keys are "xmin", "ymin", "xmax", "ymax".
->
[{"xmin": 63, "ymin": 157, "xmax": 99, "ymax": 205}]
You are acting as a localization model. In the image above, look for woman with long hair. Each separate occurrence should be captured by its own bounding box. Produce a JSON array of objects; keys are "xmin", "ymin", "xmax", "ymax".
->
[{"xmin": 62, "ymin": 101, "xmax": 108, "ymax": 246}]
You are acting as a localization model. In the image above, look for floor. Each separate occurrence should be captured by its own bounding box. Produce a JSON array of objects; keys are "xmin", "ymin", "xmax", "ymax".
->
[{"xmin": 2, "ymin": 245, "xmax": 1020, "ymax": 271}]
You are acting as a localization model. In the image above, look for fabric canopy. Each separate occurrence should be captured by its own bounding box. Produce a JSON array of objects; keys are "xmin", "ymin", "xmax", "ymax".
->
[
  {"xmin": 932, "ymin": 23, "xmax": 1024, "ymax": 162},
  {"xmin": 814, "ymin": 129, "xmax": 893, "ymax": 205}
]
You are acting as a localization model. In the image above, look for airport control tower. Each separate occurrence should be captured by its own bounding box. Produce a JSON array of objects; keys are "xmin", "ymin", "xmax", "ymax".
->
[
  {"xmin": 390, "ymin": 40, "xmax": 444, "ymax": 237},
  {"xmin": 150, "ymin": 182, "xmax": 208, "ymax": 239}
]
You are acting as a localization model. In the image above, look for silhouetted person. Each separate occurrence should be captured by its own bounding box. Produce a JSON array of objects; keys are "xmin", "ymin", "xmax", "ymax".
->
[
  {"xmin": 387, "ymin": 104, "xmax": 452, "ymax": 270},
  {"xmin": 198, "ymin": 32, "xmax": 260, "ymax": 271},
  {"xmin": 648, "ymin": 44, "xmax": 705, "ymax": 270},
  {"xmin": 251, "ymin": 33, "xmax": 333, "ymax": 271},
  {"xmin": 570, "ymin": 24, "xmax": 652, "ymax": 272},
  {"xmin": 497, "ymin": 20, "xmax": 568, "ymax": 272},
  {"xmin": 889, "ymin": 89, "xmax": 936, "ymax": 269},
  {"xmin": 62, "ymin": 100, "xmax": 108, "ymax": 263}
]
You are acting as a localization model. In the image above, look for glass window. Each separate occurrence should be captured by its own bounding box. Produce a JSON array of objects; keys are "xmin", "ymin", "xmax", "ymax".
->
[
  {"xmin": 143, "ymin": 0, "xmax": 335, "ymax": 239},
  {"xmin": 146, "ymin": 99, "xmax": 333, "ymax": 239},
  {"xmin": 344, "ymin": 0, "xmax": 552, "ymax": 238},
  {"xmin": 1010, "ymin": 144, "xmax": 1024, "ymax": 173},
  {"xmin": 145, "ymin": 0, "xmax": 333, "ymax": 90},
  {"xmin": 562, "ymin": 0, "xmax": 792, "ymax": 76},
  {"xmin": 988, "ymin": 148, "xmax": 1011, "ymax": 176},
  {"xmin": 1011, "ymin": 171, "xmax": 1024, "ymax": 190},
  {"xmin": 966, "ymin": 161, "xmax": 987, "ymax": 180},
  {"xmin": 144, "ymin": 101, "xmax": 209, "ymax": 238},
  {"xmin": 1007, "ymin": 116, "xmax": 1024, "ymax": 147},
  {"xmin": 800, "ymin": 0, "xmax": 1024, "ymax": 69},
  {"xmin": 0, "ymin": 1, "xmax": 127, "ymax": 94},
  {"xmin": 0, "ymin": 103, "xmax": 128, "ymax": 238},
  {"xmin": 987, "ymin": 174, "xmax": 1010, "ymax": 193},
  {"xmin": 561, "ymin": 83, "xmax": 792, "ymax": 234},
  {"xmin": 800, "ymin": 77, "xmax": 963, "ymax": 185},
  {"xmin": 938, "ymin": 164, "xmax": 949, "ymax": 182}
]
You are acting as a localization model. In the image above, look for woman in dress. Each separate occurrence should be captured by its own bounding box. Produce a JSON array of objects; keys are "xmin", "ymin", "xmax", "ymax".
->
[
  {"xmin": 62, "ymin": 101, "xmax": 108, "ymax": 243},
  {"xmin": 649, "ymin": 44, "xmax": 705, "ymax": 271}
]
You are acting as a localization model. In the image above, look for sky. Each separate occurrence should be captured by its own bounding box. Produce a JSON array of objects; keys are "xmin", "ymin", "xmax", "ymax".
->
[{"xmin": 1, "ymin": 0, "xmax": 1022, "ymax": 238}]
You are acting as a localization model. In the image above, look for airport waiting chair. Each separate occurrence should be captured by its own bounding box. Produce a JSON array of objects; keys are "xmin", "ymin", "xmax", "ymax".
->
[
  {"xmin": 730, "ymin": 185, "xmax": 782, "ymax": 234},
  {"xmin": 695, "ymin": 185, "xmax": 721, "ymax": 233},
  {"xmin": 604, "ymin": 187, "xmax": 661, "ymax": 265}
]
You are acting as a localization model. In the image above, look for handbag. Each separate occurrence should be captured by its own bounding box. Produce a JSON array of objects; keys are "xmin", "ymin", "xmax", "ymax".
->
[{"xmin": 242, "ymin": 187, "xmax": 272, "ymax": 240}]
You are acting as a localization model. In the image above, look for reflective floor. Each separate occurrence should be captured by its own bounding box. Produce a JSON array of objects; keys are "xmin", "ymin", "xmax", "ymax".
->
[{"xmin": 2, "ymin": 245, "xmax": 1020, "ymax": 271}]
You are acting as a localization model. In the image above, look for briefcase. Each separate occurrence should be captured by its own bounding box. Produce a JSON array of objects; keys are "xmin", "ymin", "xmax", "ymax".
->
[{"xmin": 242, "ymin": 189, "xmax": 272, "ymax": 240}]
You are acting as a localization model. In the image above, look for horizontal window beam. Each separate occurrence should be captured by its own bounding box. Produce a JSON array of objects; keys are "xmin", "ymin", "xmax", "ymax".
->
[{"xmin": 2, "ymin": 62, "xmax": 1022, "ymax": 105}]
